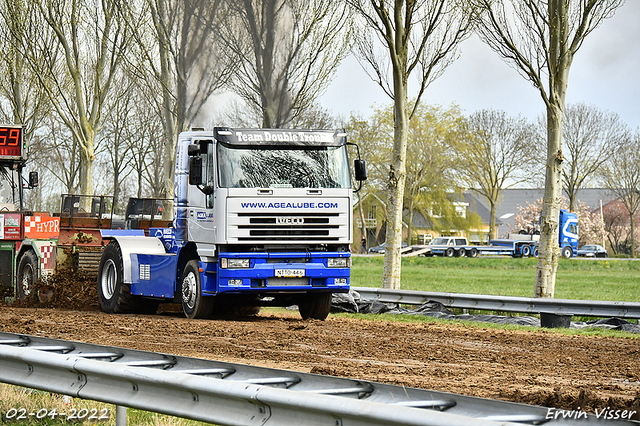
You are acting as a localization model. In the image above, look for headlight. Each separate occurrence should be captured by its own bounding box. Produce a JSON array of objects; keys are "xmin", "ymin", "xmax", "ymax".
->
[
  {"xmin": 327, "ymin": 257, "xmax": 350, "ymax": 268},
  {"xmin": 220, "ymin": 258, "xmax": 251, "ymax": 268}
]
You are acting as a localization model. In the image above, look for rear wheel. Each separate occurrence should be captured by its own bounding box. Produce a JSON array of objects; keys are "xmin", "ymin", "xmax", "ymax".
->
[
  {"xmin": 17, "ymin": 250, "xmax": 38, "ymax": 302},
  {"xmin": 299, "ymin": 293, "xmax": 332, "ymax": 320},
  {"xmin": 98, "ymin": 242, "xmax": 138, "ymax": 313},
  {"xmin": 467, "ymin": 248, "xmax": 478, "ymax": 258},
  {"xmin": 181, "ymin": 260, "xmax": 215, "ymax": 319},
  {"xmin": 561, "ymin": 246, "xmax": 573, "ymax": 259},
  {"xmin": 455, "ymin": 248, "xmax": 466, "ymax": 257},
  {"xmin": 521, "ymin": 245, "xmax": 532, "ymax": 257}
]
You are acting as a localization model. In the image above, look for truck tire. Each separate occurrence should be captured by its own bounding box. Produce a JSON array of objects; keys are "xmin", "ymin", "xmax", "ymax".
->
[
  {"xmin": 467, "ymin": 248, "xmax": 478, "ymax": 258},
  {"xmin": 181, "ymin": 260, "xmax": 215, "ymax": 319},
  {"xmin": 298, "ymin": 293, "xmax": 332, "ymax": 320},
  {"xmin": 17, "ymin": 250, "xmax": 38, "ymax": 303},
  {"xmin": 533, "ymin": 247, "xmax": 539, "ymax": 257},
  {"xmin": 444, "ymin": 247, "xmax": 455, "ymax": 257},
  {"xmin": 521, "ymin": 245, "xmax": 532, "ymax": 257},
  {"xmin": 455, "ymin": 248, "xmax": 465, "ymax": 257},
  {"xmin": 561, "ymin": 246, "xmax": 573, "ymax": 259},
  {"xmin": 97, "ymin": 241, "xmax": 138, "ymax": 314}
]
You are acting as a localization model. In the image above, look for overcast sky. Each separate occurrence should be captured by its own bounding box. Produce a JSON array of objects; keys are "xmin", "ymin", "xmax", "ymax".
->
[{"xmin": 319, "ymin": 2, "xmax": 640, "ymax": 130}]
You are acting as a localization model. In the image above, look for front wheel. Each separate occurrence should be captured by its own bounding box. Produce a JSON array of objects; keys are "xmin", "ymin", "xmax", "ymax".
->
[
  {"xmin": 561, "ymin": 246, "xmax": 573, "ymax": 259},
  {"xmin": 98, "ymin": 242, "xmax": 137, "ymax": 313},
  {"xmin": 521, "ymin": 245, "xmax": 532, "ymax": 257},
  {"xmin": 444, "ymin": 247, "xmax": 455, "ymax": 257},
  {"xmin": 17, "ymin": 250, "xmax": 38, "ymax": 302},
  {"xmin": 299, "ymin": 293, "xmax": 332, "ymax": 320},
  {"xmin": 181, "ymin": 260, "xmax": 215, "ymax": 319}
]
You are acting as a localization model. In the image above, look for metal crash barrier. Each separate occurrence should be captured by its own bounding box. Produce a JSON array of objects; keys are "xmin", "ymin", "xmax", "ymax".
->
[
  {"xmin": 352, "ymin": 287, "xmax": 640, "ymax": 320},
  {"xmin": 0, "ymin": 332, "xmax": 632, "ymax": 425}
]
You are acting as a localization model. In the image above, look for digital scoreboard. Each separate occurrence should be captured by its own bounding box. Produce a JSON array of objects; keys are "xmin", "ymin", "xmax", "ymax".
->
[{"xmin": 0, "ymin": 125, "xmax": 24, "ymax": 161}]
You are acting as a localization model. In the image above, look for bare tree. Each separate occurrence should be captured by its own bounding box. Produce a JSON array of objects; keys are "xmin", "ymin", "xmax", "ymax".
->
[
  {"xmin": 459, "ymin": 109, "xmax": 537, "ymax": 240},
  {"xmin": 0, "ymin": 0, "xmax": 51, "ymax": 141},
  {"xmin": 349, "ymin": 0, "xmax": 474, "ymax": 289},
  {"xmin": 601, "ymin": 131, "xmax": 640, "ymax": 258},
  {"xmin": 222, "ymin": 0, "xmax": 351, "ymax": 128},
  {"xmin": 560, "ymin": 103, "xmax": 626, "ymax": 212},
  {"xmin": 475, "ymin": 0, "xmax": 624, "ymax": 298},
  {"xmin": 126, "ymin": 0, "xmax": 231, "ymax": 215},
  {"xmin": 100, "ymin": 77, "xmax": 139, "ymax": 212},
  {"xmin": 29, "ymin": 115, "xmax": 82, "ymax": 194},
  {"xmin": 121, "ymin": 75, "xmax": 166, "ymax": 200},
  {"xmin": 31, "ymin": 0, "xmax": 131, "ymax": 204}
]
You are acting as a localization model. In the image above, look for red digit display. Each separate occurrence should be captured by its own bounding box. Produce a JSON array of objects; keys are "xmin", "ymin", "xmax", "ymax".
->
[{"xmin": 0, "ymin": 126, "xmax": 23, "ymax": 159}]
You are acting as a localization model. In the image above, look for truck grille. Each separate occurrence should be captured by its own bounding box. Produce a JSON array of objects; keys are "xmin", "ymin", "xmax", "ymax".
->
[
  {"xmin": 227, "ymin": 197, "xmax": 351, "ymax": 244},
  {"xmin": 235, "ymin": 213, "xmax": 339, "ymax": 241}
]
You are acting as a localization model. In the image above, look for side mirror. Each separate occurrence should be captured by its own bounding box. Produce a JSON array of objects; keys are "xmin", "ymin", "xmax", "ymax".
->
[
  {"xmin": 188, "ymin": 143, "xmax": 201, "ymax": 156},
  {"xmin": 189, "ymin": 156, "xmax": 203, "ymax": 185},
  {"xmin": 354, "ymin": 159, "xmax": 367, "ymax": 181},
  {"xmin": 29, "ymin": 171, "xmax": 38, "ymax": 188}
]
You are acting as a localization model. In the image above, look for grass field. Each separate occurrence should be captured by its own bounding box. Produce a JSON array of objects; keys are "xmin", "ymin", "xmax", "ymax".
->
[
  {"xmin": 0, "ymin": 385, "xmax": 209, "ymax": 425},
  {"xmin": 351, "ymin": 255, "xmax": 640, "ymax": 302}
]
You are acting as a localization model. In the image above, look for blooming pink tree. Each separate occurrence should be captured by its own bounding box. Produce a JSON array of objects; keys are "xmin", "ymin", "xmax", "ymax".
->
[
  {"xmin": 602, "ymin": 200, "xmax": 640, "ymax": 255},
  {"xmin": 511, "ymin": 198, "xmax": 606, "ymax": 246}
]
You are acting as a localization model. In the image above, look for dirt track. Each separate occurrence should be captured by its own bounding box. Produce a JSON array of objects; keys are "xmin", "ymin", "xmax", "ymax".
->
[{"xmin": 0, "ymin": 305, "xmax": 639, "ymax": 419}]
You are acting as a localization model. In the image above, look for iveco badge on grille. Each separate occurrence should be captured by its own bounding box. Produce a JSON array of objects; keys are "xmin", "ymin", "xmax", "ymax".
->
[{"xmin": 276, "ymin": 216, "xmax": 304, "ymax": 225}]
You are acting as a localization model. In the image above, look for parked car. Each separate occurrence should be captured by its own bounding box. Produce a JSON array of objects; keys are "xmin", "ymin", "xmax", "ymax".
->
[
  {"xmin": 368, "ymin": 241, "xmax": 407, "ymax": 254},
  {"xmin": 577, "ymin": 244, "xmax": 608, "ymax": 258},
  {"xmin": 423, "ymin": 236, "xmax": 473, "ymax": 257}
]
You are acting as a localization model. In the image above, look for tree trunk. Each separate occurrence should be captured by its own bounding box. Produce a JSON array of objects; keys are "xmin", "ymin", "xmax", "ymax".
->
[
  {"xmin": 534, "ymin": 104, "xmax": 564, "ymax": 298},
  {"xmin": 157, "ymin": 0, "xmax": 175, "ymax": 220},
  {"xmin": 406, "ymin": 196, "xmax": 414, "ymax": 247},
  {"xmin": 630, "ymin": 212, "xmax": 636, "ymax": 258},
  {"xmin": 488, "ymin": 199, "xmax": 496, "ymax": 241},
  {"xmin": 382, "ymin": 86, "xmax": 408, "ymax": 290},
  {"xmin": 568, "ymin": 189, "xmax": 576, "ymax": 213},
  {"xmin": 534, "ymin": 0, "xmax": 570, "ymax": 299},
  {"xmin": 357, "ymin": 192, "xmax": 367, "ymax": 253},
  {"xmin": 79, "ymin": 139, "xmax": 95, "ymax": 211}
]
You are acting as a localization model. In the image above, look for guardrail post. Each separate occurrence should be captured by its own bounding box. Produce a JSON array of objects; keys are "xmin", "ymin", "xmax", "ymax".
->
[
  {"xmin": 116, "ymin": 405, "xmax": 127, "ymax": 426},
  {"xmin": 540, "ymin": 313, "xmax": 572, "ymax": 328}
]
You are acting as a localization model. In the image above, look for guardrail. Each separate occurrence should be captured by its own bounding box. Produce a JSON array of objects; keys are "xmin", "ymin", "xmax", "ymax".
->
[
  {"xmin": 351, "ymin": 287, "xmax": 640, "ymax": 319},
  {"xmin": 0, "ymin": 332, "xmax": 629, "ymax": 425}
]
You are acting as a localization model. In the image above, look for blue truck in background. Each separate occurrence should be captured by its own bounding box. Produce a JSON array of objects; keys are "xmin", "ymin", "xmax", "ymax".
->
[
  {"xmin": 97, "ymin": 127, "xmax": 366, "ymax": 320},
  {"xmin": 421, "ymin": 209, "xmax": 579, "ymax": 259}
]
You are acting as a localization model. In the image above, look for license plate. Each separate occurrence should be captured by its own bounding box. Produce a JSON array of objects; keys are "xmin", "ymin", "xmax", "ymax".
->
[{"xmin": 275, "ymin": 269, "xmax": 305, "ymax": 277}]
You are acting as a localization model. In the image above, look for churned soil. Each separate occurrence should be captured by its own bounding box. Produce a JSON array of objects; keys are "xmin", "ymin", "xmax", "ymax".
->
[{"xmin": 0, "ymin": 303, "xmax": 639, "ymax": 419}]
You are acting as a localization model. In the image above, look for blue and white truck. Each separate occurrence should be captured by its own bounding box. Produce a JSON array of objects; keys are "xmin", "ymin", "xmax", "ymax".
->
[
  {"xmin": 97, "ymin": 127, "xmax": 366, "ymax": 320},
  {"xmin": 420, "ymin": 210, "xmax": 579, "ymax": 259}
]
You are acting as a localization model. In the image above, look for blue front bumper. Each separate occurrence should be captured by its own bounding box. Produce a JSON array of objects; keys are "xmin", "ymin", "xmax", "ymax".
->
[{"xmin": 200, "ymin": 251, "xmax": 351, "ymax": 295}]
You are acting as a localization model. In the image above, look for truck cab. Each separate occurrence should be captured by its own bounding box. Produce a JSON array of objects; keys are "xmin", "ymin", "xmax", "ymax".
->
[{"xmin": 98, "ymin": 127, "xmax": 366, "ymax": 320}]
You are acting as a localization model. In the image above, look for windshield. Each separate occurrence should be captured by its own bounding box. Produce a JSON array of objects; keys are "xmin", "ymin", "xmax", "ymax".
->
[
  {"xmin": 430, "ymin": 237, "xmax": 450, "ymax": 245},
  {"xmin": 217, "ymin": 143, "xmax": 351, "ymax": 189},
  {"xmin": 0, "ymin": 166, "xmax": 20, "ymax": 211}
]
